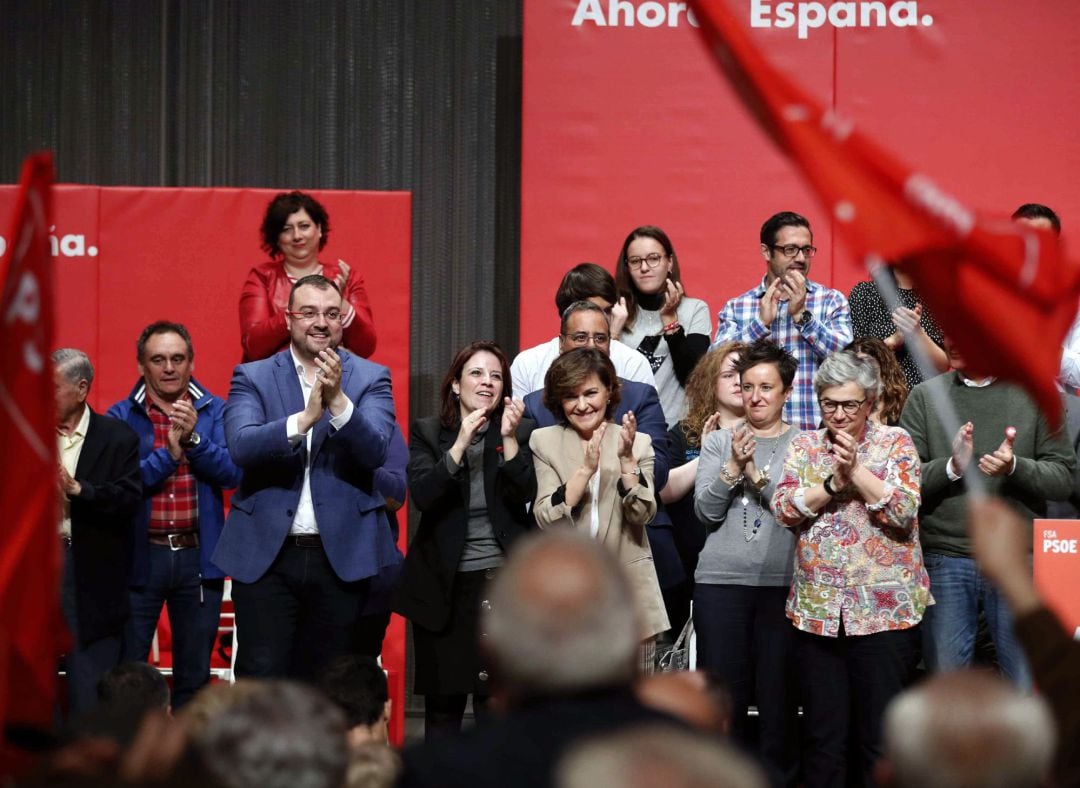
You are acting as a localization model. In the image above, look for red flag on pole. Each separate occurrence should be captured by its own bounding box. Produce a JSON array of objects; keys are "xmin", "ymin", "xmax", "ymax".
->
[
  {"xmin": 689, "ymin": 0, "xmax": 1080, "ymax": 426},
  {"xmin": 0, "ymin": 152, "xmax": 61, "ymax": 770}
]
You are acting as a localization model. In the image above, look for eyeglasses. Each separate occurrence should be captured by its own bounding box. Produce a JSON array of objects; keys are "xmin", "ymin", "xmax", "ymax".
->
[
  {"xmin": 819, "ymin": 398, "xmax": 866, "ymax": 415},
  {"xmin": 627, "ymin": 253, "xmax": 666, "ymax": 270},
  {"xmin": 563, "ymin": 332, "xmax": 610, "ymax": 346},
  {"xmin": 287, "ymin": 309, "xmax": 343, "ymax": 323},
  {"xmin": 770, "ymin": 244, "xmax": 817, "ymax": 259}
]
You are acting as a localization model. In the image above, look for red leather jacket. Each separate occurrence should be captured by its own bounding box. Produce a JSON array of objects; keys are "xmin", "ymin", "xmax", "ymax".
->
[{"xmin": 238, "ymin": 260, "xmax": 377, "ymax": 362}]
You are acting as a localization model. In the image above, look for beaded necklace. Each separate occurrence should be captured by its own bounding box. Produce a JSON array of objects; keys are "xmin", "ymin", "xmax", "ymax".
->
[{"xmin": 740, "ymin": 428, "xmax": 787, "ymax": 542}]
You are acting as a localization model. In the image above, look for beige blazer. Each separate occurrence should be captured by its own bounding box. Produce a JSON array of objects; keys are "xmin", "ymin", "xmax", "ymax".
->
[{"xmin": 529, "ymin": 424, "xmax": 670, "ymax": 640}]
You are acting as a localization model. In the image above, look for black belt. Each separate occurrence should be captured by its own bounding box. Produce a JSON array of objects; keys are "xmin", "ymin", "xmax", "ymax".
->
[
  {"xmin": 287, "ymin": 534, "xmax": 322, "ymax": 548},
  {"xmin": 148, "ymin": 532, "xmax": 199, "ymax": 550}
]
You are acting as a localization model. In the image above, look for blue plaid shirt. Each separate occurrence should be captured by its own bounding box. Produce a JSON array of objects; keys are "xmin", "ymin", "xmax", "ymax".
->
[{"xmin": 713, "ymin": 276, "xmax": 853, "ymax": 430}]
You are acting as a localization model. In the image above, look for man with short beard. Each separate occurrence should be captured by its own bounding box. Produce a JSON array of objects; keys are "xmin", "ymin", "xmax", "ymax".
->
[{"xmin": 213, "ymin": 274, "xmax": 398, "ymax": 680}]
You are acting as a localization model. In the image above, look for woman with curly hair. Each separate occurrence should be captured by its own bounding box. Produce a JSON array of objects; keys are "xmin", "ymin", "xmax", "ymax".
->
[
  {"xmin": 845, "ymin": 336, "xmax": 908, "ymax": 426},
  {"xmin": 660, "ymin": 342, "xmax": 748, "ymax": 579}
]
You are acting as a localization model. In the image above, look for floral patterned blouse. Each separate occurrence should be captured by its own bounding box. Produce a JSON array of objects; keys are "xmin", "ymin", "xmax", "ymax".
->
[{"xmin": 771, "ymin": 421, "xmax": 933, "ymax": 637}]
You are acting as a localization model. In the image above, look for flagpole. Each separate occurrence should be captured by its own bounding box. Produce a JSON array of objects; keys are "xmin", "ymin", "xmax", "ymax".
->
[{"xmin": 867, "ymin": 255, "xmax": 986, "ymax": 501}]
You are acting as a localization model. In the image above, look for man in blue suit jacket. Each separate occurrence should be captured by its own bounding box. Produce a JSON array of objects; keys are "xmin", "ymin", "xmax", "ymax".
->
[
  {"xmin": 213, "ymin": 274, "xmax": 397, "ymax": 679},
  {"xmin": 521, "ymin": 301, "xmax": 686, "ymax": 641}
]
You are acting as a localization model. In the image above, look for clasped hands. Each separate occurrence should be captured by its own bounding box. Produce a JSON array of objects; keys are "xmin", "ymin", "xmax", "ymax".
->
[
  {"xmin": 759, "ymin": 270, "xmax": 808, "ymax": 325},
  {"xmin": 298, "ymin": 348, "xmax": 349, "ymax": 433},
  {"xmin": 951, "ymin": 422, "xmax": 1015, "ymax": 478}
]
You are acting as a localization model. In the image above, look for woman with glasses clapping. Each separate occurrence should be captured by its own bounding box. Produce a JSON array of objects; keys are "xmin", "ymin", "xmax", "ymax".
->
[
  {"xmin": 772, "ymin": 351, "xmax": 932, "ymax": 788},
  {"xmin": 612, "ymin": 226, "xmax": 713, "ymax": 427},
  {"xmin": 239, "ymin": 190, "xmax": 376, "ymax": 362}
]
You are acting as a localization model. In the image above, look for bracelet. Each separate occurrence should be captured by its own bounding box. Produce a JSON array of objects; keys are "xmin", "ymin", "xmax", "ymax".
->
[
  {"xmin": 621, "ymin": 469, "xmax": 640, "ymax": 478},
  {"xmin": 661, "ymin": 320, "xmax": 682, "ymax": 334},
  {"xmin": 822, "ymin": 474, "xmax": 836, "ymax": 496},
  {"xmin": 719, "ymin": 465, "xmax": 743, "ymax": 485}
]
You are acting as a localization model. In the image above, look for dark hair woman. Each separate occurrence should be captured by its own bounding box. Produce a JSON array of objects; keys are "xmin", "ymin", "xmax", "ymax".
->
[
  {"xmin": 612, "ymin": 225, "xmax": 713, "ymax": 427},
  {"xmin": 392, "ymin": 341, "xmax": 535, "ymax": 738},
  {"xmin": 845, "ymin": 336, "xmax": 909, "ymax": 425},
  {"xmin": 530, "ymin": 348, "xmax": 669, "ymax": 671},
  {"xmin": 239, "ymin": 190, "xmax": 376, "ymax": 362}
]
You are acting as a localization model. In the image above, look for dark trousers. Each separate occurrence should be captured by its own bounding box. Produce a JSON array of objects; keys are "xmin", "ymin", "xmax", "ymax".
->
[
  {"xmin": 694, "ymin": 584, "xmax": 799, "ymax": 788},
  {"xmin": 798, "ymin": 624, "xmax": 921, "ymax": 788},
  {"xmin": 232, "ymin": 540, "xmax": 370, "ymax": 680},
  {"xmin": 61, "ymin": 545, "xmax": 122, "ymax": 717},
  {"xmin": 123, "ymin": 544, "xmax": 224, "ymax": 708}
]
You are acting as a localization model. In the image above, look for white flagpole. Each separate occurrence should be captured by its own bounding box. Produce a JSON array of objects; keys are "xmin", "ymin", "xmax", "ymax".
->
[{"xmin": 867, "ymin": 255, "xmax": 986, "ymax": 501}]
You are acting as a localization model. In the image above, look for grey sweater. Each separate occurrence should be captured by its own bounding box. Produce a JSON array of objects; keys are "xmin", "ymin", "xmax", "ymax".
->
[
  {"xmin": 899, "ymin": 372, "xmax": 1076, "ymax": 556},
  {"xmin": 694, "ymin": 426, "xmax": 797, "ymax": 587}
]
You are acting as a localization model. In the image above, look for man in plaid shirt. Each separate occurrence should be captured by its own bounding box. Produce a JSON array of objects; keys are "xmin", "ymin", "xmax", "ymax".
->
[
  {"xmin": 713, "ymin": 211, "xmax": 853, "ymax": 430},
  {"xmin": 108, "ymin": 321, "xmax": 241, "ymax": 707}
]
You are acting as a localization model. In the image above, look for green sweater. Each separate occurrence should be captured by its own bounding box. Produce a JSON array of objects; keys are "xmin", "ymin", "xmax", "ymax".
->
[{"xmin": 898, "ymin": 372, "xmax": 1076, "ymax": 557}]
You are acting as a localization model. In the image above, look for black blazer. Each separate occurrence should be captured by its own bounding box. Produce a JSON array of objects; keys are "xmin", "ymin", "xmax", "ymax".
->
[
  {"xmin": 393, "ymin": 416, "xmax": 536, "ymax": 631},
  {"xmin": 70, "ymin": 409, "xmax": 141, "ymax": 644}
]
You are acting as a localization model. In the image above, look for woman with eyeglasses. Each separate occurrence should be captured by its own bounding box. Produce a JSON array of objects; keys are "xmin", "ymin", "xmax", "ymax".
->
[
  {"xmin": 772, "ymin": 351, "xmax": 932, "ymax": 788},
  {"xmin": 692, "ymin": 338, "xmax": 801, "ymax": 787},
  {"xmin": 393, "ymin": 341, "xmax": 535, "ymax": 738},
  {"xmin": 239, "ymin": 190, "xmax": 376, "ymax": 362},
  {"xmin": 530, "ymin": 348, "xmax": 669, "ymax": 670},
  {"xmin": 613, "ymin": 226, "xmax": 712, "ymax": 427}
]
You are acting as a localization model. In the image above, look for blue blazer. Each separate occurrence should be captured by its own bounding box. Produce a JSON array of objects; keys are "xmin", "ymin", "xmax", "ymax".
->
[
  {"xmin": 522, "ymin": 378, "xmax": 685, "ymax": 588},
  {"xmin": 212, "ymin": 348, "xmax": 398, "ymax": 584}
]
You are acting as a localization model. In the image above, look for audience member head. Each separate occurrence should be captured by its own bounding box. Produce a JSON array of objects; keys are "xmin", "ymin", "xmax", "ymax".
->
[
  {"xmin": 195, "ymin": 680, "xmax": 348, "ymax": 788},
  {"xmin": 634, "ymin": 670, "xmax": 733, "ymax": 736},
  {"xmin": 178, "ymin": 680, "xmax": 264, "ymax": 741},
  {"xmin": 879, "ymin": 670, "xmax": 1055, "ymax": 788},
  {"xmin": 53, "ymin": 348, "xmax": 94, "ymax": 426},
  {"xmin": 681, "ymin": 342, "xmax": 748, "ymax": 447},
  {"xmin": 814, "ymin": 350, "xmax": 881, "ymax": 439},
  {"xmin": 760, "ymin": 211, "xmax": 815, "ymax": 284},
  {"xmin": 319, "ymin": 655, "xmax": 391, "ymax": 748},
  {"xmin": 438, "ymin": 340, "xmax": 511, "ymax": 429},
  {"xmin": 97, "ymin": 661, "xmax": 171, "ymax": 715},
  {"xmin": 558, "ymin": 300, "xmax": 612, "ymax": 355},
  {"xmin": 557, "ymin": 724, "xmax": 767, "ymax": 788},
  {"xmin": 345, "ymin": 742, "xmax": 402, "ymax": 788},
  {"xmin": 614, "ymin": 225, "xmax": 683, "ymax": 330},
  {"xmin": 542, "ymin": 347, "xmax": 621, "ymax": 432},
  {"xmin": 261, "ymin": 190, "xmax": 331, "ymax": 258},
  {"xmin": 1012, "ymin": 203, "xmax": 1061, "ymax": 237},
  {"xmin": 485, "ymin": 530, "xmax": 640, "ymax": 698},
  {"xmin": 845, "ymin": 336, "xmax": 908, "ymax": 425},
  {"xmin": 554, "ymin": 263, "xmax": 618, "ymax": 318}
]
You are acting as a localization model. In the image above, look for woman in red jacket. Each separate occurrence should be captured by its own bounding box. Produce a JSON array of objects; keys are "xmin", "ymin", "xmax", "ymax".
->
[{"xmin": 239, "ymin": 190, "xmax": 377, "ymax": 361}]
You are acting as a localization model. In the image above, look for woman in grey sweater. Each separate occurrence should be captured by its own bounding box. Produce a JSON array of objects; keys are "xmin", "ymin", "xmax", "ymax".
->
[{"xmin": 694, "ymin": 338, "xmax": 799, "ymax": 788}]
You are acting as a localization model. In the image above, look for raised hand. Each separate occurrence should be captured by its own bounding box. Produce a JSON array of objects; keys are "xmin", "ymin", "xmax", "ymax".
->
[
  {"xmin": 951, "ymin": 421, "xmax": 975, "ymax": 475},
  {"xmin": 583, "ymin": 422, "xmax": 607, "ymax": 474},
  {"xmin": 781, "ymin": 269, "xmax": 808, "ymax": 318},
  {"xmin": 660, "ymin": 279, "xmax": 684, "ymax": 325},
  {"xmin": 334, "ymin": 260, "xmax": 352, "ymax": 293},
  {"xmin": 701, "ymin": 412, "xmax": 722, "ymax": 441},
  {"xmin": 759, "ymin": 277, "xmax": 782, "ymax": 325},
  {"xmin": 730, "ymin": 422, "xmax": 757, "ymax": 470},
  {"xmin": 831, "ymin": 429, "xmax": 858, "ymax": 487},
  {"xmin": 978, "ymin": 425, "xmax": 1016, "ymax": 477},
  {"xmin": 617, "ymin": 411, "xmax": 637, "ymax": 460},
  {"xmin": 500, "ymin": 396, "xmax": 524, "ymax": 438},
  {"xmin": 610, "ymin": 297, "xmax": 629, "ymax": 338}
]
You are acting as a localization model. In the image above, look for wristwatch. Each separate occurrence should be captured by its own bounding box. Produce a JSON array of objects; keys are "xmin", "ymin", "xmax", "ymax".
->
[
  {"xmin": 822, "ymin": 474, "xmax": 837, "ymax": 496},
  {"xmin": 181, "ymin": 432, "xmax": 202, "ymax": 448},
  {"xmin": 795, "ymin": 309, "xmax": 812, "ymax": 327}
]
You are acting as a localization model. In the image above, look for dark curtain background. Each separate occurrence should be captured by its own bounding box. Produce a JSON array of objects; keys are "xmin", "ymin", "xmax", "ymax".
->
[{"xmin": 1, "ymin": 0, "xmax": 523, "ymax": 723}]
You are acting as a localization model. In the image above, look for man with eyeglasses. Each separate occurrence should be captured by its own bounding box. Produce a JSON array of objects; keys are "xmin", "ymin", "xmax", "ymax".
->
[
  {"xmin": 213, "ymin": 273, "xmax": 398, "ymax": 679},
  {"xmin": 522, "ymin": 301, "xmax": 688, "ymax": 647},
  {"xmin": 106, "ymin": 321, "xmax": 241, "ymax": 708},
  {"xmin": 713, "ymin": 211, "xmax": 852, "ymax": 430},
  {"xmin": 511, "ymin": 263, "xmax": 655, "ymax": 400},
  {"xmin": 899, "ymin": 338, "xmax": 1075, "ymax": 689}
]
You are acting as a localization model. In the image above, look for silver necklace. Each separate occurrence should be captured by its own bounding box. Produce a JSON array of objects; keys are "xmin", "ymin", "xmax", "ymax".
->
[{"xmin": 740, "ymin": 430, "xmax": 786, "ymax": 542}]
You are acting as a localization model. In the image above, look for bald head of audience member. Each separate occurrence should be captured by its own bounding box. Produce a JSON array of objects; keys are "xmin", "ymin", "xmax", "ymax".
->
[
  {"xmin": 878, "ymin": 670, "xmax": 1055, "ymax": 788},
  {"xmin": 484, "ymin": 531, "xmax": 640, "ymax": 699},
  {"xmin": 557, "ymin": 725, "xmax": 766, "ymax": 788}
]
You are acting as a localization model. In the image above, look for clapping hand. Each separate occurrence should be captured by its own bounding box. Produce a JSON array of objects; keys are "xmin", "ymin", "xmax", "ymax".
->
[
  {"xmin": 500, "ymin": 396, "xmax": 524, "ymax": 438},
  {"xmin": 617, "ymin": 411, "xmax": 637, "ymax": 459},
  {"xmin": 583, "ymin": 423, "xmax": 607, "ymax": 474},
  {"xmin": 831, "ymin": 429, "xmax": 859, "ymax": 488},
  {"xmin": 978, "ymin": 426, "xmax": 1016, "ymax": 477},
  {"xmin": 730, "ymin": 422, "xmax": 757, "ymax": 470}
]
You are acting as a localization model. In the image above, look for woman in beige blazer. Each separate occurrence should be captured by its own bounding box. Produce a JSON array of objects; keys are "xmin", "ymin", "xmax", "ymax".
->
[{"xmin": 529, "ymin": 348, "xmax": 669, "ymax": 667}]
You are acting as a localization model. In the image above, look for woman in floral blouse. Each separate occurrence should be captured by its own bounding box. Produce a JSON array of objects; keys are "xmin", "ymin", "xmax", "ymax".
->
[{"xmin": 772, "ymin": 351, "xmax": 932, "ymax": 788}]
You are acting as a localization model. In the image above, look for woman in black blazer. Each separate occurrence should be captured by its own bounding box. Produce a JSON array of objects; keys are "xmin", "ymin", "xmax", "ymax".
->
[{"xmin": 394, "ymin": 340, "xmax": 536, "ymax": 738}]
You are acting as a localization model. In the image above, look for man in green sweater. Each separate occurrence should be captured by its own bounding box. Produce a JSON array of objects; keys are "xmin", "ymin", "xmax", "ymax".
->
[{"xmin": 899, "ymin": 342, "xmax": 1075, "ymax": 688}]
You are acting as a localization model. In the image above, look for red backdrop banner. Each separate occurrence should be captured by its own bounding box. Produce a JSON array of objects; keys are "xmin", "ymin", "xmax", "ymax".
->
[
  {"xmin": 0, "ymin": 184, "xmax": 412, "ymax": 744},
  {"xmin": 521, "ymin": 0, "xmax": 1080, "ymax": 346}
]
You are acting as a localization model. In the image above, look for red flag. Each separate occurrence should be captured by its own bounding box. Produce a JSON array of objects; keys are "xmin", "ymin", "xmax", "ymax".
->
[
  {"xmin": 0, "ymin": 152, "xmax": 61, "ymax": 768},
  {"xmin": 689, "ymin": 0, "xmax": 1080, "ymax": 425}
]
